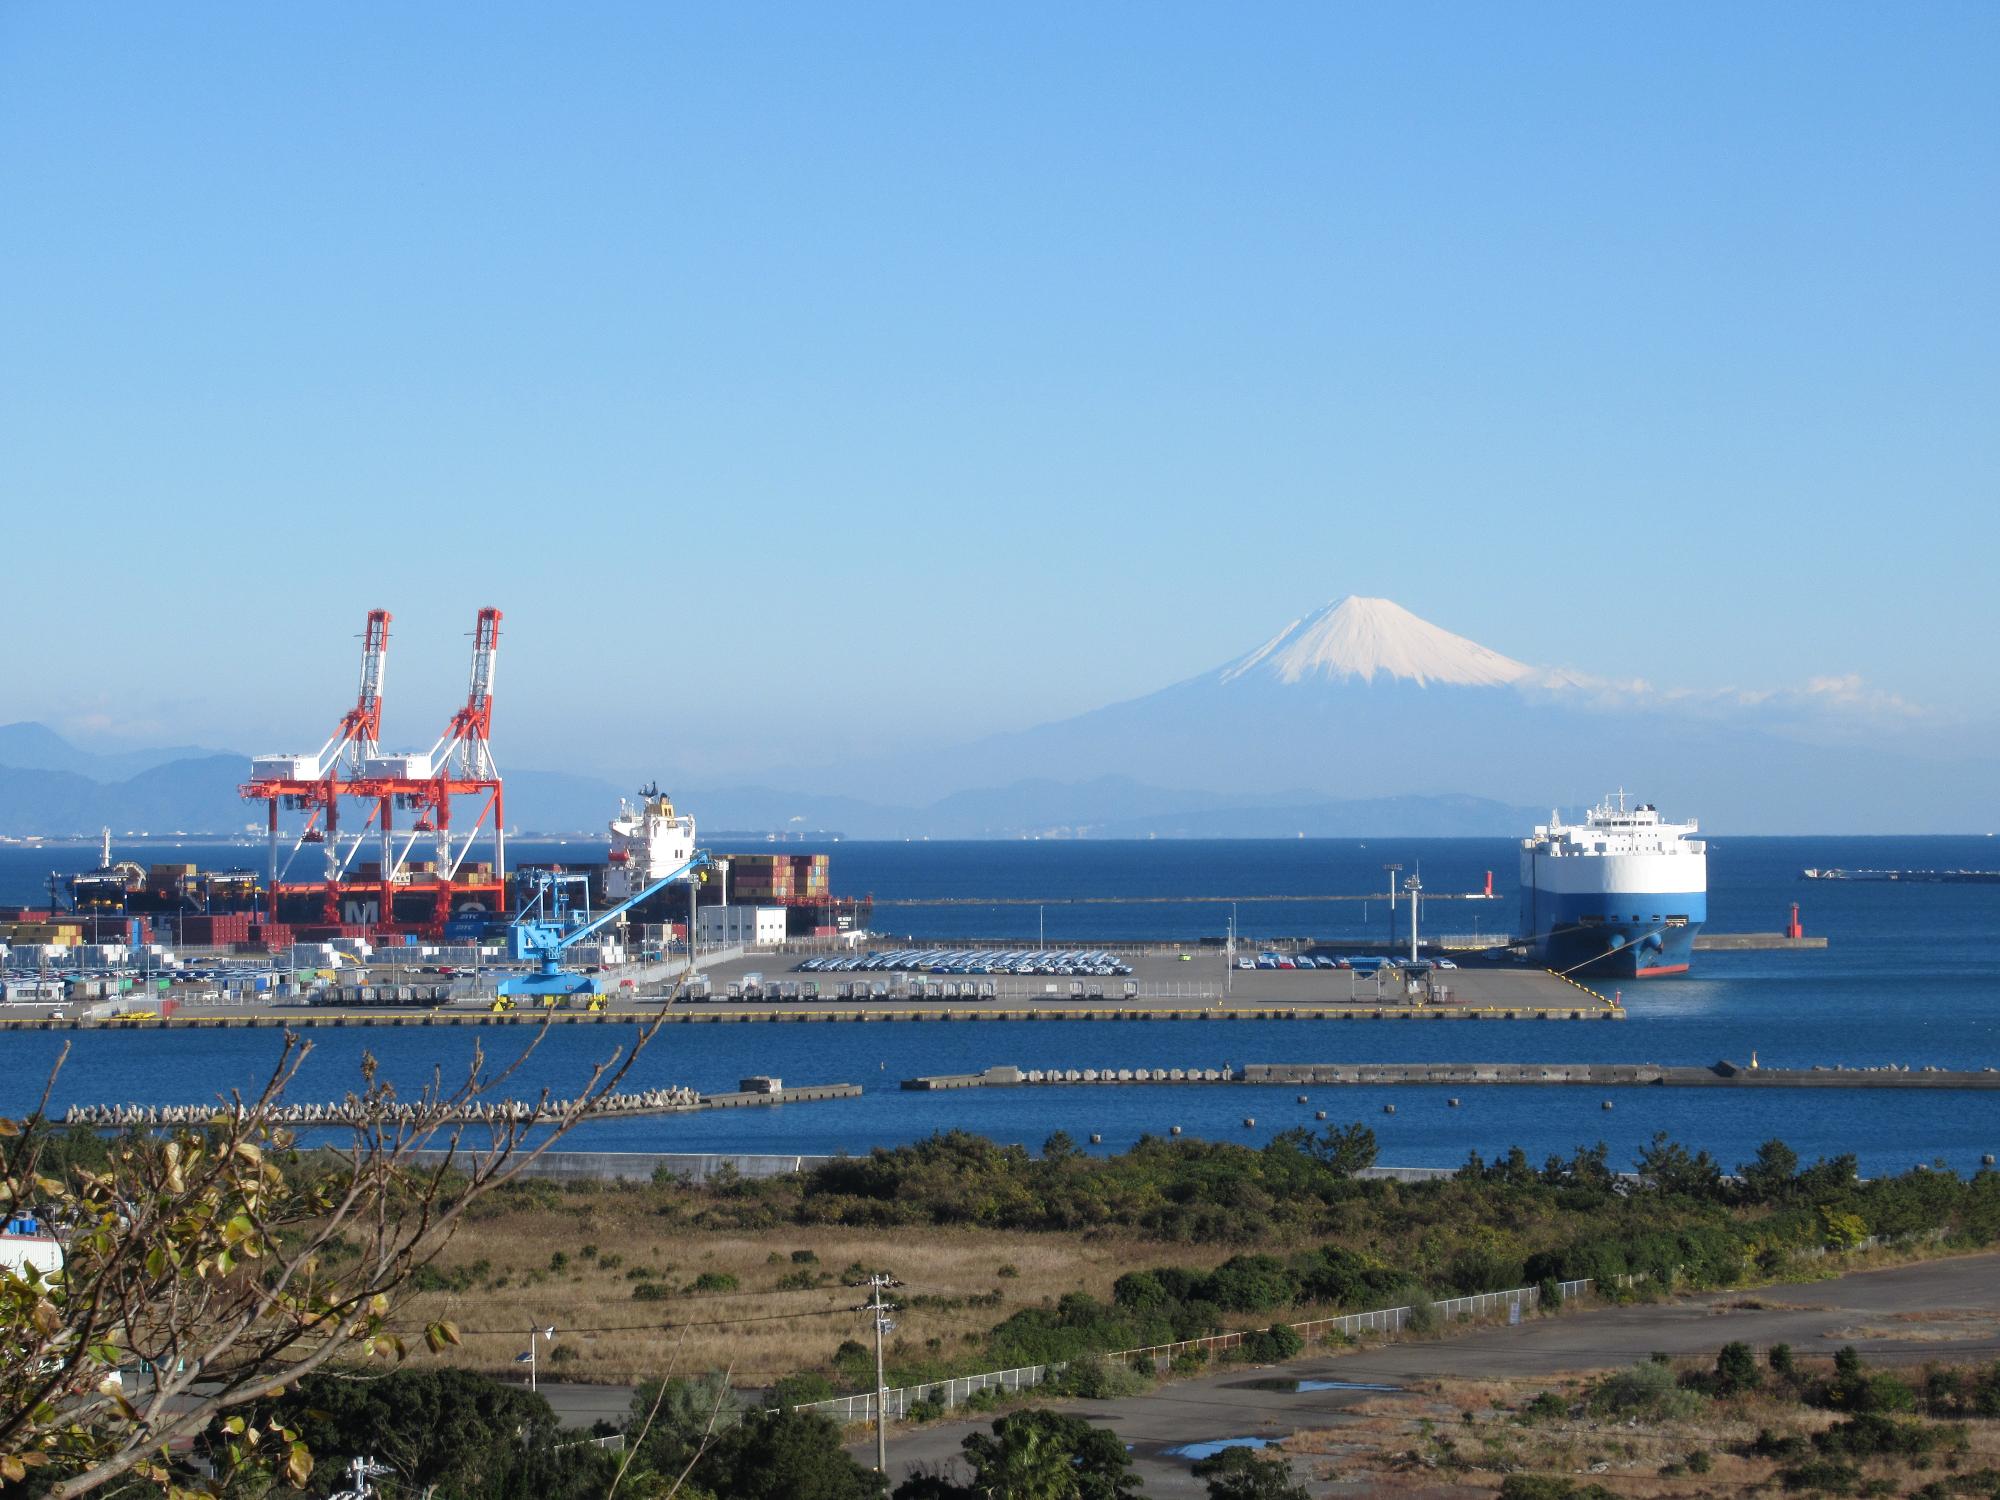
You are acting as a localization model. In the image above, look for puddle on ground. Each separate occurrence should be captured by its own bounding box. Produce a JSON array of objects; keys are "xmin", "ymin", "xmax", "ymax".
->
[
  {"xmin": 1165, "ymin": 1436, "xmax": 1271, "ymax": 1460},
  {"xmin": 1233, "ymin": 1377, "xmax": 1404, "ymax": 1393}
]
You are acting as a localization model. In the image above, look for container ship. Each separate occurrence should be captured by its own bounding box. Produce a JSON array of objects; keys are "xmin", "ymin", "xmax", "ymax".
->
[
  {"xmin": 1519, "ymin": 794, "xmax": 1707, "ymax": 978},
  {"xmin": 577, "ymin": 786, "xmax": 870, "ymax": 938}
]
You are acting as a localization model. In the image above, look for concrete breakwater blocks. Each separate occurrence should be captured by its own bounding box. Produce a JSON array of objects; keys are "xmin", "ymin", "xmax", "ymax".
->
[{"xmin": 901, "ymin": 1062, "xmax": 2000, "ymax": 1091}]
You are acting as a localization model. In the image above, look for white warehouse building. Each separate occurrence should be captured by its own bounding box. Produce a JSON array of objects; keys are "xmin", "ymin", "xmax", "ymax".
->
[{"xmin": 697, "ymin": 905, "xmax": 788, "ymax": 947}]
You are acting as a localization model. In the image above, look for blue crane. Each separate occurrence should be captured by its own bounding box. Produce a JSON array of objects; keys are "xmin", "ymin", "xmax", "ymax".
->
[{"xmin": 498, "ymin": 850, "xmax": 714, "ymax": 999}]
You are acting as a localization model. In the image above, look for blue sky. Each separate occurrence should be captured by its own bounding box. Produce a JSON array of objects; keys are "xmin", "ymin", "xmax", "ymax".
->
[{"xmin": 1, "ymin": 4, "xmax": 1993, "ymax": 778}]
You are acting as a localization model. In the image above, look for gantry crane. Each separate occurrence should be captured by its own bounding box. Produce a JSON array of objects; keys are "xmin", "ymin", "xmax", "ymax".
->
[{"xmin": 241, "ymin": 608, "xmax": 508, "ymax": 939}]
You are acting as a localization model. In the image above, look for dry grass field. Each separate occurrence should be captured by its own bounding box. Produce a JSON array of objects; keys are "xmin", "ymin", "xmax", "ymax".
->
[
  {"xmin": 1277, "ymin": 1353, "xmax": 2000, "ymax": 1497},
  {"xmin": 393, "ymin": 1177, "xmax": 1246, "ymax": 1388}
]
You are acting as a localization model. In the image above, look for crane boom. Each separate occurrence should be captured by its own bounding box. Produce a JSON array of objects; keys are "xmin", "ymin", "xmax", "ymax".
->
[{"xmin": 499, "ymin": 850, "xmax": 713, "ymax": 997}]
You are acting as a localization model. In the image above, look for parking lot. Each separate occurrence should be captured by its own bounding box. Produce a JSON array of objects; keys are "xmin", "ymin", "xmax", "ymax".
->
[{"xmin": 687, "ymin": 945, "xmax": 1609, "ymax": 1011}]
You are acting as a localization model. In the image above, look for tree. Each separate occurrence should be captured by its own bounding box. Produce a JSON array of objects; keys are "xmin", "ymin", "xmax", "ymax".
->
[
  {"xmin": 1268, "ymin": 1122, "xmax": 1377, "ymax": 1178},
  {"xmin": 687, "ymin": 1408, "xmax": 885, "ymax": 1500},
  {"xmin": 0, "ymin": 1021, "xmax": 664, "ymax": 1496},
  {"xmin": 1737, "ymin": 1140, "xmax": 1799, "ymax": 1204},
  {"xmin": 622, "ymin": 1370, "xmax": 742, "ymax": 1480},
  {"xmin": 1633, "ymin": 1132, "xmax": 1724, "ymax": 1199},
  {"xmin": 1192, "ymin": 1444, "xmax": 1311, "ymax": 1500},
  {"xmin": 954, "ymin": 1409, "xmax": 1143, "ymax": 1500},
  {"xmin": 1713, "ymin": 1342, "xmax": 1761, "ymax": 1396},
  {"xmin": 246, "ymin": 1367, "xmax": 613, "ymax": 1499}
]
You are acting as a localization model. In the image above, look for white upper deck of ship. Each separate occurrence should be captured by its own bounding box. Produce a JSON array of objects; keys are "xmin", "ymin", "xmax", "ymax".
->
[{"xmin": 1524, "ymin": 792, "xmax": 1705, "ymax": 859}]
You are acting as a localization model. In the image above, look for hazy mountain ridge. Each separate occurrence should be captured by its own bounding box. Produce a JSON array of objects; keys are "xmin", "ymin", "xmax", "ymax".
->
[
  {"xmin": 5, "ymin": 597, "xmax": 1993, "ymax": 837},
  {"xmin": 0, "ymin": 726, "xmax": 1541, "ymax": 839}
]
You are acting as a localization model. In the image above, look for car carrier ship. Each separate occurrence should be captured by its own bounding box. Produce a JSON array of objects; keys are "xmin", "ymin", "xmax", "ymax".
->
[{"xmin": 1519, "ymin": 794, "xmax": 1707, "ymax": 978}]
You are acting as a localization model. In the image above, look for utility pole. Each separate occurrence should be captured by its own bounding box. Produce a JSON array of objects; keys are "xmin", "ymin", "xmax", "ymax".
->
[{"xmin": 868, "ymin": 1275, "xmax": 898, "ymax": 1473}]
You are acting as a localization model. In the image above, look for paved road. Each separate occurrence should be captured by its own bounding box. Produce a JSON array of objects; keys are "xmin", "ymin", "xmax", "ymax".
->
[{"xmin": 536, "ymin": 1252, "xmax": 2000, "ymax": 1496}]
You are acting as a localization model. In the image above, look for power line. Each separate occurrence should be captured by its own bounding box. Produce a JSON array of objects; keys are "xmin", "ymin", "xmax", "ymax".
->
[{"xmin": 444, "ymin": 1304, "xmax": 863, "ymax": 1338}]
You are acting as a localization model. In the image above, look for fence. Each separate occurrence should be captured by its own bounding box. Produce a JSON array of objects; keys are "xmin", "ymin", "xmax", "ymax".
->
[{"xmin": 792, "ymin": 1277, "xmax": 1593, "ymax": 1423}]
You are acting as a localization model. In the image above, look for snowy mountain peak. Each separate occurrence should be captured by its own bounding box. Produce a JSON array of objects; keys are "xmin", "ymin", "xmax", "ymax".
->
[{"xmin": 1218, "ymin": 596, "xmax": 1533, "ymax": 689}]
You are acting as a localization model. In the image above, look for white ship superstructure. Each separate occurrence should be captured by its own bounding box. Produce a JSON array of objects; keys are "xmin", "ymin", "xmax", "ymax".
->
[
  {"xmin": 1519, "ymin": 793, "xmax": 1708, "ymax": 977},
  {"xmin": 605, "ymin": 785, "xmax": 697, "ymax": 901}
]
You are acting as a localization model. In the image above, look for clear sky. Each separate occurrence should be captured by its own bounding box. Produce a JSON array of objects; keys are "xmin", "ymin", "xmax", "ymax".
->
[{"xmin": 2, "ymin": 4, "xmax": 1993, "ymax": 778}]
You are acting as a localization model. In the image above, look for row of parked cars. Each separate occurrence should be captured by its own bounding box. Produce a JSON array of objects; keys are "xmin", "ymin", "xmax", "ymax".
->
[
  {"xmin": 1239, "ymin": 952, "xmax": 1458, "ymax": 972},
  {"xmin": 796, "ymin": 948, "xmax": 1136, "ymax": 977}
]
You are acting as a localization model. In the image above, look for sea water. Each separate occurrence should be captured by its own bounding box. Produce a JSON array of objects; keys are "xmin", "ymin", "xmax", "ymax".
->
[{"xmin": 2, "ymin": 837, "xmax": 1995, "ymax": 1174}]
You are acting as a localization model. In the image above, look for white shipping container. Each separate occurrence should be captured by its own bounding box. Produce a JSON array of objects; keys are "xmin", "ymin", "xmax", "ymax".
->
[{"xmin": 697, "ymin": 906, "xmax": 788, "ymax": 947}]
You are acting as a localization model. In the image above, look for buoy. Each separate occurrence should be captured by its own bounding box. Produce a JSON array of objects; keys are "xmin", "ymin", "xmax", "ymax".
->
[
  {"xmin": 1243, "ymin": 1117, "xmax": 1256, "ymax": 1127},
  {"xmin": 1170, "ymin": 1125, "xmax": 1182, "ymax": 1136},
  {"xmin": 1984, "ymin": 1154, "xmax": 1996, "ymax": 1166},
  {"xmin": 1314, "ymin": 1110, "xmax": 1327, "ymax": 1121},
  {"xmin": 1297, "ymin": 1094, "xmax": 1309, "ymax": 1104},
  {"xmin": 1089, "ymin": 1133, "xmax": 1102, "ymax": 1145},
  {"xmin": 1383, "ymin": 1104, "xmax": 1396, "ymax": 1114},
  {"xmin": 1601, "ymin": 1100, "xmax": 1614, "ymax": 1110},
  {"xmin": 1448, "ymin": 1097, "xmax": 1460, "ymax": 1108}
]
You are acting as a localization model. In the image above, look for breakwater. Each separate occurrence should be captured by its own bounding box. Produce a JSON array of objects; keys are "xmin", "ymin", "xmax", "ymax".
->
[
  {"xmin": 58, "ymin": 1081, "xmax": 859, "ymax": 1128},
  {"xmin": 904, "ymin": 1061, "xmax": 2000, "ymax": 1091}
]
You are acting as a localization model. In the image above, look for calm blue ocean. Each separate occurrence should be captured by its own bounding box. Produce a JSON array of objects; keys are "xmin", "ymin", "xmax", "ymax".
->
[{"xmin": 3, "ymin": 836, "xmax": 1997, "ymax": 1174}]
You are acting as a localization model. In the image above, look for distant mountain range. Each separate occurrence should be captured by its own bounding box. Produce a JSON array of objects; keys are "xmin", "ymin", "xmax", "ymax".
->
[
  {"xmin": 4, "ymin": 597, "xmax": 1992, "ymax": 838},
  {"xmin": 748, "ymin": 597, "xmax": 1998, "ymax": 834}
]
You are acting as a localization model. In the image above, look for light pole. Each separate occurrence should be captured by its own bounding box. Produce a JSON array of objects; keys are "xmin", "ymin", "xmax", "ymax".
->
[
  {"xmin": 516, "ymin": 1324, "xmax": 556, "ymax": 1392},
  {"xmin": 1038, "ymin": 905, "xmax": 1044, "ymax": 949},
  {"xmin": 1225, "ymin": 904, "xmax": 1236, "ymax": 999},
  {"xmin": 1405, "ymin": 871, "xmax": 1422, "ymax": 963},
  {"xmin": 1382, "ymin": 864, "xmax": 1402, "ymax": 950}
]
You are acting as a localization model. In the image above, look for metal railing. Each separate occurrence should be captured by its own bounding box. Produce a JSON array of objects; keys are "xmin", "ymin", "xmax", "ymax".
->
[{"xmin": 789, "ymin": 1277, "xmax": 1592, "ymax": 1423}]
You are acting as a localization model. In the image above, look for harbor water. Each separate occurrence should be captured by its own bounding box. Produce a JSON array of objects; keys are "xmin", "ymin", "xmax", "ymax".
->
[{"xmin": 3, "ymin": 836, "xmax": 1996, "ymax": 1175}]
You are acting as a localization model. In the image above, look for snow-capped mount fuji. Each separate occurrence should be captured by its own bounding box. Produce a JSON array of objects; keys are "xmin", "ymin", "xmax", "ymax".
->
[
  {"xmin": 763, "ymin": 595, "xmax": 1993, "ymax": 833},
  {"xmin": 1218, "ymin": 596, "xmax": 1532, "ymax": 688}
]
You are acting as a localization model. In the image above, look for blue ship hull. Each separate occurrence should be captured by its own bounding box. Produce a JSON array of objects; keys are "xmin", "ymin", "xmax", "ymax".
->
[{"xmin": 1524, "ymin": 889, "xmax": 1706, "ymax": 979}]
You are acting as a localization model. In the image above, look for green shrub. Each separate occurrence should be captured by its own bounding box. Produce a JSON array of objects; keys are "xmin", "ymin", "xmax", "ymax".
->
[
  {"xmin": 769, "ymin": 1372, "xmax": 834, "ymax": 1410},
  {"xmin": 1588, "ymin": 1360, "xmax": 1705, "ymax": 1422},
  {"xmin": 1404, "ymin": 1293, "xmax": 1439, "ymax": 1336},
  {"xmin": 1779, "ymin": 1459, "xmax": 1861, "ymax": 1494},
  {"xmin": 1814, "ymin": 1412, "xmax": 1966, "ymax": 1461},
  {"xmin": 1497, "ymin": 1477, "xmax": 1616, "ymax": 1500},
  {"xmin": 1171, "ymin": 1347, "xmax": 1209, "ymax": 1376},
  {"xmin": 1052, "ymin": 1353, "xmax": 1150, "ymax": 1399},
  {"xmin": 631, "ymin": 1282, "xmax": 672, "ymax": 1301},
  {"xmin": 1715, "ymin": 1341, "xmax": 1761, "ymax": 1395},
  {"xmin": 1520, "ymin": 1391, "xmax": 1568, "ymax": 1424},
  {"xmin": 689, "ymin": 1271, "xmax": 739, "ymax": 1294}
]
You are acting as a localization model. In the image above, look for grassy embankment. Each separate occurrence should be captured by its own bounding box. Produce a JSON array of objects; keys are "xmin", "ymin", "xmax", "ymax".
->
[{"xmin": 389, "ymin": 1128, "xmax": 2000, "ymax": 1391}]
